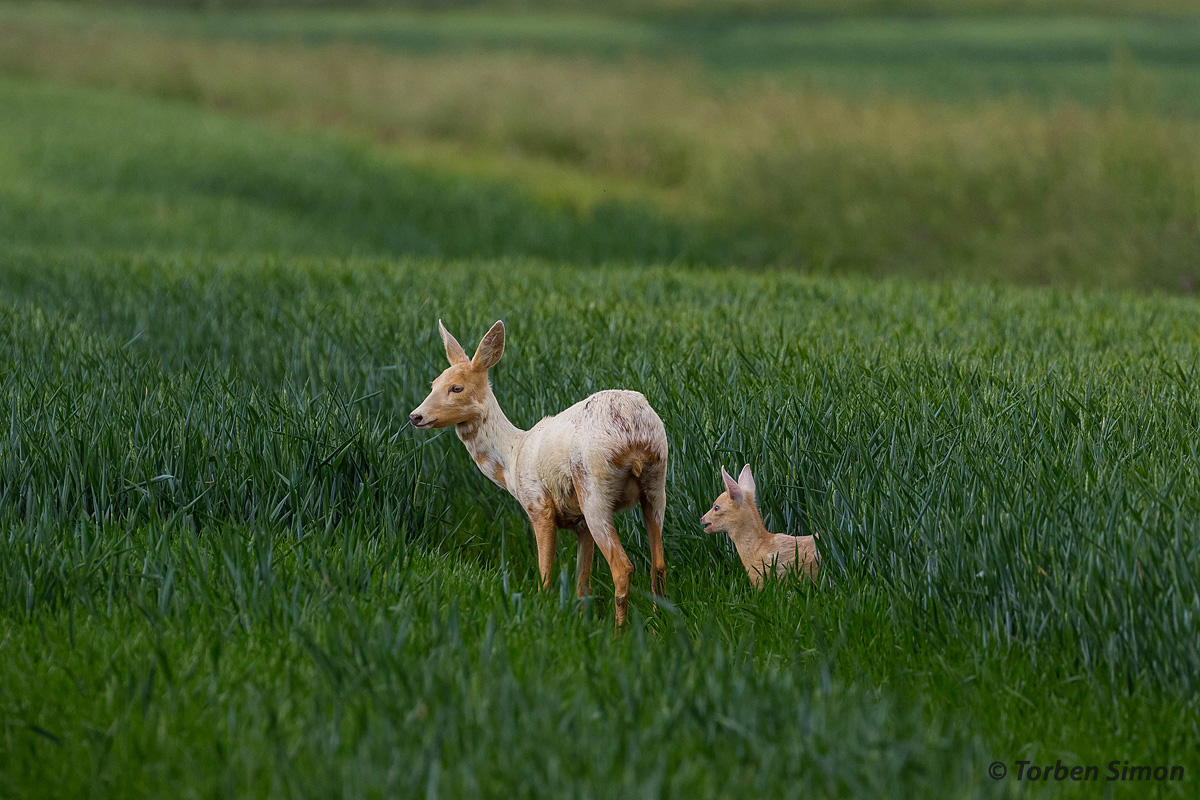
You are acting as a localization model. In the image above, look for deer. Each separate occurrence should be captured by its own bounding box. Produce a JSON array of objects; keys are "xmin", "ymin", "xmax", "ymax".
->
[
  {"xmin": 700, "ymin": 465, "xmax": 819, "ymax": 589},
  {"xmin": 408, "ymin": 320, "xmax": 668, "ymax": 627}
]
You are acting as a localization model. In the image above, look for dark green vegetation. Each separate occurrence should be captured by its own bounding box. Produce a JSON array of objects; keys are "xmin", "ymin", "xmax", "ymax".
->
[
  {"xmin": 11, "ymin": 1, "xmax": 1200, "ymax": 112},
  {"xmin": 35, "ymin": 0, "xmax": 1200, "ymax": 18},
  {"xmin": 2, "ymin": 1, "xmax": 1200, "ymax": 797},
  {"xmin": 4, "ymin": 247, "xmax": 1200, "ymax": 797}
]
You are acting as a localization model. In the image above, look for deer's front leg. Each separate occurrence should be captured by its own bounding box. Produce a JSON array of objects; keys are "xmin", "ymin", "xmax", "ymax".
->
[
  {"xmin": 529, "ymin": 505, "xmax": 558, "ymax": 590},
  {"xmin": 575, "ymin": 528, "xmax": 595, "ymax": 601}
]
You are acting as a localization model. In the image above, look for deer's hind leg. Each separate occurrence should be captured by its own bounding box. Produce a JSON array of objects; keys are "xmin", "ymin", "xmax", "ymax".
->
[
  {"xmin": 639, "ymin": 472, "xmax": 667, "ymax": 600},
  {"xmin": 575, "ymin": 527, "xmax": 595, "ymax": 603},
  {"xmin": 573, "ymin": 470, "xmax": 633, "ymax": 627}
]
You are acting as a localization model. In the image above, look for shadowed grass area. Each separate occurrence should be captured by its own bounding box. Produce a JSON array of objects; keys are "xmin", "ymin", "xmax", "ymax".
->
[{"xmin": 1, "ymin": 250, "xmax": 1198, "ymax": 796}]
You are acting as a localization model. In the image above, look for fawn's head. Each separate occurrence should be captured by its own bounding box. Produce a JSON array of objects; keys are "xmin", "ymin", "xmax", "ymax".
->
[
  {"xmin": 409, "ymin": 320, "xmax": 505, "ymax": 429},
  {"xmin": 700, "ymin": 464, "xmax": 759, "ymax": 534}
]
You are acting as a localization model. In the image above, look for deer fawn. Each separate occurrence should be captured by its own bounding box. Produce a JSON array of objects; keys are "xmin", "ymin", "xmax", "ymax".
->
[
  {"xmin": 409, "ymin": 320, "xmax": 668, "ymax": 627},
  {"xmin": 700, "ymin": 465, "xmax": 818, "ymax": 589}
]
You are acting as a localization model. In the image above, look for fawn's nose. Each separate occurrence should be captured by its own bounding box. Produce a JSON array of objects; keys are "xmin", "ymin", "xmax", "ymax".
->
[{"xmin": 409, "ymin": 412, "xmax": 424, "ymax": 426}]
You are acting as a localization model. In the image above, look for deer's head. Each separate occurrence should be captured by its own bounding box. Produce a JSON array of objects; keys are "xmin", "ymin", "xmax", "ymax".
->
[
  {"xmin": 700, "ymin": 464, "xmax": 759, "ymax": 534},
  {"xmin": 409, "ymin": 320, "xmax": 504, "ymax": 429}
]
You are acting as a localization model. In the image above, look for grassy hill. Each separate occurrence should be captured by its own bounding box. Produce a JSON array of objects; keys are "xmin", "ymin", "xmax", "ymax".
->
[
  {"xmin": 1, "ymin": 3, "xmax": 1199, "ymax": 797},
  {"xmin": 3, "ymin": 2, "xmax": 1200, "ymax": 287}
]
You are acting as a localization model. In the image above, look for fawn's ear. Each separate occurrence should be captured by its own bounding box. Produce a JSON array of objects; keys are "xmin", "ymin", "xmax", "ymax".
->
[
  {"xmin": 439, "ymin": 320, "xmax": 469, "ymax": 366},
  {"xmin": 721, "ymin": 466, "xmax": 744, "ymax": 503},
  {"xmin": 737, "ymin": 464, "xmax": 756, "ymax": 499},
  {"xmin": 472, "ymin": 320, "xmax": 505, "ymax": 371}
]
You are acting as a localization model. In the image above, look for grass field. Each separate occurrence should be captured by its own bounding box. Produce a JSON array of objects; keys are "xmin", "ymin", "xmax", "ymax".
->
[
  {"xmin": 2, "ymin": 2, "xmax": 1200, "ymax": 798},
  {"xmin": 4, "ymin": 2, "xmax": 1200, "ymax": 288},
  {"xmin": 9, "ymin": 0, "xmax": 1200, "ymax": 113}
]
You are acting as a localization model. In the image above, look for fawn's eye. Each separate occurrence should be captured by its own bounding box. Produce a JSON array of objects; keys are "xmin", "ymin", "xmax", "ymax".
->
[
  {"xmin": 450, "ymin": 385, "xmax": 464, "ymax": 394},
  {"xmin": 713, "ymin": 505, "xmax": 720, "ymax": 512}
]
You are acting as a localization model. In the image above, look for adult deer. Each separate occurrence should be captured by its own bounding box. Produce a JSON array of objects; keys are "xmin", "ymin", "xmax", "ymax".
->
[{"xmin": 409, "ymin": 320, "xmax": 668, "ymax": 627}]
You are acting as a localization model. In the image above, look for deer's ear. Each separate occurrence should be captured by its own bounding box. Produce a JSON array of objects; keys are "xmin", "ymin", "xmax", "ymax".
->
[
  {"xmin": 439, "ymin": 320, "xmax": 469, "ymax": 366},
  {"xmin": 721, "ymin": 466, "xmax": 744, "ymax": 503},
  {"xmin": 737, "ymin": 464, "xmax": 756, "ymax": 499},
  {"xmin": 472, "ymin": 320, "xmax": 505, "ymax": 371}
]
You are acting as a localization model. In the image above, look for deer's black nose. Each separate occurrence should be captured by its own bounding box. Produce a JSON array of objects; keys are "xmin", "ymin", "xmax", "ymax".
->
[{"xmin": 409, "ymin": 412, "xmax": 423, "ymax": 426}]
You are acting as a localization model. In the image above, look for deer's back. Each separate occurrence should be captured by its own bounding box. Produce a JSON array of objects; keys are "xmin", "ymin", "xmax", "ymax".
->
[
  {"xmin": 768, "ymin": 533, "xmax": 819, "ymax": 580},
  {"xmin": 515, "ymin": 390, "xmax": 667, "ymax": 526}
]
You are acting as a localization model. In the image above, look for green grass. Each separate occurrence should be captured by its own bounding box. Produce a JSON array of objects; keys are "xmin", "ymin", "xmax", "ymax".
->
[
  {"xmin": 4, "ymin": 6, "xmax": 1200, "ymax": 290},
  {"xmin": 3, "ymin": 247, "xmax": 1200, "ymax": 797},
  {"xmin": 3, "ymin": 74, "xmax": 1200, "ymax": 290},
  {"xmin": 0, "ymin": 79, "xmax": 715, "ymax": 264},
  {"xmin": 1, "ymin": 4, "xmax": 1200, "ymax": 794},
  {"xmin": 1, "ymin": 92, "xmax": 1200, "ymax": 787}
]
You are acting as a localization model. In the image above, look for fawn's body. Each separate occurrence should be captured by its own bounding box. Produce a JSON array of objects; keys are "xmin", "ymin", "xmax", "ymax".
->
[
  {"xmin": 410, "ymin": 320, "xmax": 668, "ymax": 626},
  {"xmin": 700, "ymin": 465, "xmax": 818, "ymax": 589}
]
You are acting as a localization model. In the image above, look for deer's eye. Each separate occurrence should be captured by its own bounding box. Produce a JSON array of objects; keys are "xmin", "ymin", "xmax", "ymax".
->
[
  {"xmin": 713, "ymin": 505, "xmax": 720, "ymax": 512},
  {"xmin": 450, "ymin": 385, "xmax": 464, "ymax": 394}
]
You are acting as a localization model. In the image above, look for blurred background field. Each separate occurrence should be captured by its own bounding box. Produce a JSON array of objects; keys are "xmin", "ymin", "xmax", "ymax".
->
[
  {"xmin": 3, "ymin": 0, "xmax": 1200, "ymax": 287},
  {"xmin": 2, "ymin": 2, "xmax": 1200, "ymax": 798}
]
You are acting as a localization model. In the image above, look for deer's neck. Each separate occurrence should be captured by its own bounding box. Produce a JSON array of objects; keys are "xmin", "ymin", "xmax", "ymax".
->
[
  {"xmin": 457, "ymin": 390, "xmax": 524, "ymax": 493},
  {"xmin": 726, "ymin": 505, "xmax": 774, "ymax": 568}
]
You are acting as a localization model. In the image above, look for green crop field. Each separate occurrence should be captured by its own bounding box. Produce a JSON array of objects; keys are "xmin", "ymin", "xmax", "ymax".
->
[
  {"xmin": 5, "ymin": 1, "xmax": 1200, "ymax": 288},
  {"xmin": 2, "ymin": 2, "xmax": 1200, "ymax": 798}
]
